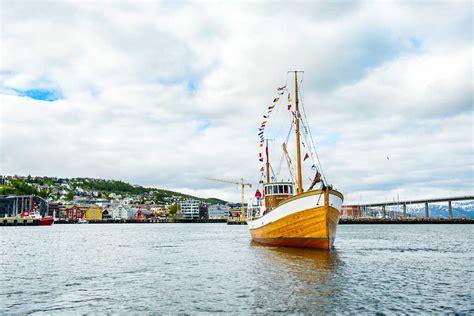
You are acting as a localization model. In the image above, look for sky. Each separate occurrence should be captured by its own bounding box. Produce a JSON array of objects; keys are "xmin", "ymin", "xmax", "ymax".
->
[{"xmin": 1, "ymin": 0, "xmax": 472, "ymax": 203}]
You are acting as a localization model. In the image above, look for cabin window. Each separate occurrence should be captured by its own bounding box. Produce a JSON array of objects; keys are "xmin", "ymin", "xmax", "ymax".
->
[
  {"xmin": 277, "ymin": 185, "xmax": 282, "ymax": 194},
  {"xmin": 290, "ymin": 186, "xmax": 294, "ymax": 194},
  {"xmin": 273, "ymin": 186, "xmax": 278, "ymax": 194},
  {"xmin": 283, "ymin": 186, "xmax": 288, "ymax": 194}
]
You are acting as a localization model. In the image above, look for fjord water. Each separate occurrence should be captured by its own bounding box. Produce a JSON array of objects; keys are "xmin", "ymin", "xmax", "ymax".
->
[{"xmin": 0, "ymin": 224, "xmax": 472, "ymax": 314}]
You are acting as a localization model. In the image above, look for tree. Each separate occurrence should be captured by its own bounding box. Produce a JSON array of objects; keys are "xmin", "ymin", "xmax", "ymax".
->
[
  {"xmin": 0, "ymin": 185, "xmax": 16, "ymax": 195},
  {"xmin": 66, "ymin": 192, "xmax": 74, "ymax": 201},
  {"xmin": 38, "ymin": 188, "xmax": 50, "ymax": 198},
  {"xmin": 168, "ymin": 203, "xmax": 180, "ymax": 215}
]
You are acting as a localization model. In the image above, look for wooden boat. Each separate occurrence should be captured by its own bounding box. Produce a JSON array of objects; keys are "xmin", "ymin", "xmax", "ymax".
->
[{"xmin": 248, "ymin": 71, "xmax": 343, "ymax": 249}]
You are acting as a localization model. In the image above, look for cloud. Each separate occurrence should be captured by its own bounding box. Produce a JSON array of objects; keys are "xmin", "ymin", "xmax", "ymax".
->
[{"xmin": 1, "ymin": 0, "xmax": 472, "ymax": 203}]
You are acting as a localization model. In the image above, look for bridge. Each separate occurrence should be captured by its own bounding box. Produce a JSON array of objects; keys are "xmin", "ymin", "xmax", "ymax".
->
[{"xmin": 344, "ymin": 195, "xmax": 474, "ymax": 219}]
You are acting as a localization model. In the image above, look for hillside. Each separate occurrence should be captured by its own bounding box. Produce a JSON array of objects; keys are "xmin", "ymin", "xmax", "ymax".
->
[{"xmin": 0, "ymin": 175, "xmax": 227, "ymax": 205}]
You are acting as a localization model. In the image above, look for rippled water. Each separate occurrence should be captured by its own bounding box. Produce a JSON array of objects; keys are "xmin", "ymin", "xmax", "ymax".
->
[{"xmin": 0, "ymin": 224, "xmax": 472, "ymax": 314}]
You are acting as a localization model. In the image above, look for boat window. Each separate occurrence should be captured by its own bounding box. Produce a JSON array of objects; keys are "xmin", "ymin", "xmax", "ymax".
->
[
  {"xmin": 278, "ymin": 185, "xmax": 283, "ymax": 194},
  {"xmin": 273, "ymin": 186, "xmax": 278, "ymax": 194},
  {"xmin": 283, "ymin": 186, "xmax": 288, "ymax": 194},
  {"xmin": 290, "ymin": 186, "xmax": 294, "ymax": 194}
]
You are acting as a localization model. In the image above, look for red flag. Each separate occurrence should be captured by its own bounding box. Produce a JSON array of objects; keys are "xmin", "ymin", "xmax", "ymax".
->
[
  {"xmin": 304, "ymin": 153, "xmax": 309, "ymax": 161},
  {"xmin": 288, "ymin": 104, "xmax": 291, "ymax": 110},
  {"xmin": 255, "ymin": 189, "xmax": 262, "ymax": 199}
]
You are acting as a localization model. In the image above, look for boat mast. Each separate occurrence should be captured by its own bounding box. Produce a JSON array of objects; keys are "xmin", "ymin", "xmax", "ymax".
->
[
  {"xmin": 265, "ymin": 139, "xmax": 270, "ymax": 184},
  {"xmin": 293, "ymin": 71, "xmax": 303, "ymax": 194}
]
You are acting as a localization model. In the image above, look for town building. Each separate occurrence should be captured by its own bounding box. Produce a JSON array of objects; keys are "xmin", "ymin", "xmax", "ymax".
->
[
  {"xmin": 341, "ymin": 205, "xmax": 363, "ymax": 218},
  {"xmin": 85, "ymin": 206, "xmax": 103, "ymax": 221},
  {"xmin": 65, "ymin": 205, "xmax": 87, "ymax": 221},
  {"xmin": 110, "ymin": 204, "xmax": 130, "ymax": 220},
  {"xmin": 179, "ymin": 199, "xmax": 210, "ymax": 220},
  {"xmin": 208, "ymin": 204, "xmax": 230, "ymax": 219}
]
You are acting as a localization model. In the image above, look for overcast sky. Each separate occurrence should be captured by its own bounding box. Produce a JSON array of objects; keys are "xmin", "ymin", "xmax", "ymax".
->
[{"xmin": 1, "ymin": 0, "xmax": 472, "ymax": 203}]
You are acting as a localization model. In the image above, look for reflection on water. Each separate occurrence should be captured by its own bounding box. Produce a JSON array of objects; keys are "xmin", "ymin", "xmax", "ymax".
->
[
  {"xmin": 251, "ymin": 240, "xmax": 343, "ymax": 272},
  {"xmin": 249, "ymin": 242, "xmax": 345, "ymax": 313}
]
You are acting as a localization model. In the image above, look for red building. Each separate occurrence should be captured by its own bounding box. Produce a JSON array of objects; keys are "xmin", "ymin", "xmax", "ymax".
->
[
  {"xmin": 133, "ymin": 210, "xmax": 146, "ymax": 221},
  {"xmin": 65, "ymin": 206, "xmax": 84, "ymax": 221},
  {"xmin": 341, "ymin": 205, "xmax": 363, "ymax": 218}
]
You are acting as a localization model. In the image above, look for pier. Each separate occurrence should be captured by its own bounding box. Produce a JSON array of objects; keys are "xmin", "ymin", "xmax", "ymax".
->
[
  {"xmin": 1, "ymin": 217, "xmax": 43, "ymax": 226},
  {"xmin": 340, "ymin": 218, "xmax": 474, "ymax": 224}
]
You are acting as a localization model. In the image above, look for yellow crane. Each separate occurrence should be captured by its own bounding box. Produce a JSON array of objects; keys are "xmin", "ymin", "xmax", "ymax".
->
[{"xmin": 206, "ymin": 177, "xmax": 252, "ymax": 222}]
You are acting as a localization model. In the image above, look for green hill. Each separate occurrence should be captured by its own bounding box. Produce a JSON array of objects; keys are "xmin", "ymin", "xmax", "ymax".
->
[{"xmin": 0, "ymin": 176, "xmax": 227, "ymax": 205}]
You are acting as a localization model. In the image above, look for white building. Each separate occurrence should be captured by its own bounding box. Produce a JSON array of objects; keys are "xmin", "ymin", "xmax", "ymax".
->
[
  {"xmin": 180, "ymin": 199, "xmax": 201, "ymax": 219},
  {"xmin": 208, "ymin": 204, "xmax": 230, "ymax": 219},
  {"xmin": 111, "ymin": 204, "xmax": 130, "ymax": 220}
]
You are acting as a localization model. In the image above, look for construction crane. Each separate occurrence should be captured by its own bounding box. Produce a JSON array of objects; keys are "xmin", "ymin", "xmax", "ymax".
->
[{"xmin": 206, "ymin": 177, "xmax": 252, "ymax": 221}]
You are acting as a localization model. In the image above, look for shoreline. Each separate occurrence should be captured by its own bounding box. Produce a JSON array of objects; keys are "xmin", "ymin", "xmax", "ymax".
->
[{"xmin": 1, "ymin": 218, "xmax": 473, "ymax": 226}]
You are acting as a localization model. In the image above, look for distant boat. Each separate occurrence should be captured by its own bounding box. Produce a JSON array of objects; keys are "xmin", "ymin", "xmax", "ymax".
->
[
  {"xmin": 77, "ymin": 217, "xmax": 89, "ymax": 224},
  {"xmin": 39, "ymin": 216, "xmax": 54, "ymax": 226},
  {"xmin": 247, "ymin": 71, "xmax": 343, "ymax": 250},
  {"xmin": 19, "ymin": 196, "xmax": 54, "ymax": 226},
  {"xmin": 17, "ymin": 211, "xmax": 54, "ymax": 226}
]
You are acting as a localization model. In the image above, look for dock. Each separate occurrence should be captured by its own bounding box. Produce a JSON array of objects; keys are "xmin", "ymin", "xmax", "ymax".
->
[
  {"xmin": 1, "ymin": 217, "xmax": 42, "ymax": 226},
  {"xmin": 339, "ymin": 218, "xmax": 474, "ymax": 224}
]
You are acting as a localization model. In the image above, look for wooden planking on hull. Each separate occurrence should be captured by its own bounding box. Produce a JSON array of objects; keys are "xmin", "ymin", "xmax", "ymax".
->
[
  {"xmin": 250, "ymin": 206, "xmax": 341, "ymax": 248},
  {"xmin": 252, "ymin": 237, "xmax": 333, "ymax": 249}
]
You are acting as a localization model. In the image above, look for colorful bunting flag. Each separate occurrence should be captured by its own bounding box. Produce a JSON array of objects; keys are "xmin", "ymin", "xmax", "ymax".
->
[
  {"xmin": 287, "ymin": 104, "xmax": 292, "ymax": 110},
  {"xmin": 273, "ymin": 97, "xmax": 280, "ymax": 103},
  {"xmin": 277, "ymin": 85, "xmax": 287, "ymax": 91},
  {"xmin": 304, "ymin": 153, "xmax": 310, "ymax": 161}
]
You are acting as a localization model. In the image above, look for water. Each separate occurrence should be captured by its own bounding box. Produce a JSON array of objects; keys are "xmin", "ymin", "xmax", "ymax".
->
[{"xmin": 0, "ymin": 224, "xmax": 472, "ymax": 314}]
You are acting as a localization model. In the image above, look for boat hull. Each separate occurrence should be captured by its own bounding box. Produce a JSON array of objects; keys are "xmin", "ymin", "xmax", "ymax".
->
[
  {"xmin": 248, "ymin": 190, "xmax": 343, "ymax": 249},
  {"xmin": 39, "ymin": 217, "xmax": 54, "ymax": 226}
]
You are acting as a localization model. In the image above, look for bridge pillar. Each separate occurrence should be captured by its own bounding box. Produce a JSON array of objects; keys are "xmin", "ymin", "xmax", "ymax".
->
[
  {"xmin": 382, "ymin": 205, "xmax": 386, "ymax": 218},
  {"xmin": 448, "ymin": 201, "xmax": 453, "ymax": 219},
  {"xmin": 424, "ymin": 202, "xmax": 429, "ymax": 218},
  {"xmin": 402, "ymin": 203, "xmax": 407, "ymax": 218}
]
